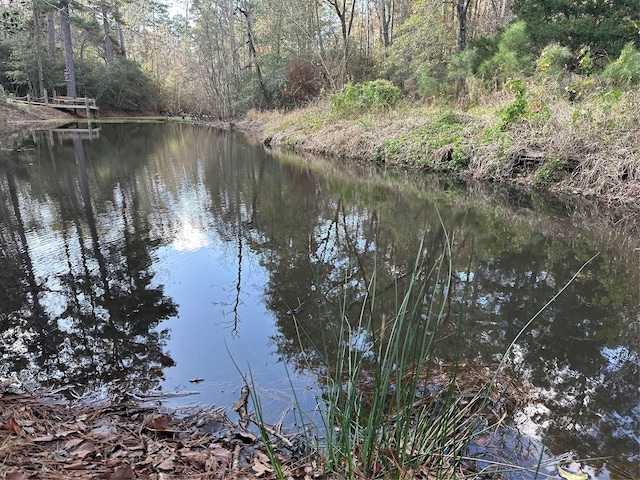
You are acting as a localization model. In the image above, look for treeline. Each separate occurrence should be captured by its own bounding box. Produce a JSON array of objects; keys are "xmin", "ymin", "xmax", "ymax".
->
[{"xmin": 0, "ymin": 0, "xmax": 638, "ymax": 116}]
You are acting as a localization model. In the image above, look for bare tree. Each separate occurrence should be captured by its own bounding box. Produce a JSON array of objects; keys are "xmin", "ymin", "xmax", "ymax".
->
[
  {"xmin": 377, "ymin": 0, "xmax": 393, "ymax": 49},
  {"xmin": 236, "ymin": 3, "xmax": 269, "ymax": 105},
  {"xmin": 325, "ymin": 0, "xmax": 356, "ymax": 82}
]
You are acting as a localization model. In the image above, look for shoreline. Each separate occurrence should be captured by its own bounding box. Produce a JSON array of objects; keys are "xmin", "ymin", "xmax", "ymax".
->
[
  {"xmin": 1, "ymin": 102, "xmax": 637, "ymax": 479},
  {"xmin": 3, "ymin": 100, "xmax": 639, "ymax": 209}
]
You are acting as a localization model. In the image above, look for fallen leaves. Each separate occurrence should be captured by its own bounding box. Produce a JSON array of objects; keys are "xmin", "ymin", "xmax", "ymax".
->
[
  {"xmin": 144, "ymin": 414, "xmax": 179, "ymax": 433},
  {"xmin": 0, "ymin": 392, "xmax": 325, "ymax": 479},
  {"xmin": 3, "ymin": 416, "xmax": 24, "ymax": 436}
]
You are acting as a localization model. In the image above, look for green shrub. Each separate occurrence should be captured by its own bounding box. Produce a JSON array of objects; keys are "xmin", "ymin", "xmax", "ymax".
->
[
  {"xmin": 479, "ymin": 21, "xmax": 532, "ymax": 87},
  {"xmin": 602, "ymin": 42, "xmax": 640, "ymax": 85},
  {"xmin": 447, "ymin": 48, "xmax": 480, "ymax": 83},
  {"xmin": 576, "ymin": 46, "xmax": 594, "ymax": 75},
  {"xmin": 535, "ymin": 44, "xmax": 572, "ymax": 79},
  {"xmin": 330, "ymin": 80, "xmax": 400, "ymax": 117},
  {"xmin": 82, "ymin": 59, "xmax": 160, "ymax": 111},
  {"xmin": 446, "ymin": 145, "xmax": 471, "ymax": 171},
  {"xmin": 416, "ymin": 68, "xmax": 441, "ymax": 99},
  {"xmin": 500, "ymin": 78, "xmax": 529, "ymax": 126},
  {"xmin": 533, "ymin": 157, "xmax": 567, "ymax": 185},
  {"xmin": 433, "ymin": 110, "xmax": 462, "ymax": 130}
]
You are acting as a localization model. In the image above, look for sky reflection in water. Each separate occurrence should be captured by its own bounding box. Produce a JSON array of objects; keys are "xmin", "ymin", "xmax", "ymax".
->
[{"xmin": 0, "ymin": 123, "xmax": 637, "ymax": 478}]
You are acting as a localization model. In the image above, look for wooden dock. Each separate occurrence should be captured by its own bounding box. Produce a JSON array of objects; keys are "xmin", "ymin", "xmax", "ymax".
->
[
  {"xmin": 51, "ymin": 125, "xmax": 101, "ymax": 140},
  {"xmin": 7, "ymin": 92, "xmax": 99, "ymax": 118}
]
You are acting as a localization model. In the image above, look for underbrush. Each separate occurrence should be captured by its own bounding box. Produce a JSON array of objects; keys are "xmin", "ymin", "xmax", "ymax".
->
[{"xmin": 260, "ymin": 79, "xmax": 639, "ymax": 205}]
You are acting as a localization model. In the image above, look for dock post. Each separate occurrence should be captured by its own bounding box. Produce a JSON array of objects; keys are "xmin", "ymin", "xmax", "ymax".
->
[
  {"xmin": 85, "ymin": 97, "xmax": 89, "ymax": 118},
  {"xmin": 44, "ymin": 89, "xmax": 48, "ymax": 106}
]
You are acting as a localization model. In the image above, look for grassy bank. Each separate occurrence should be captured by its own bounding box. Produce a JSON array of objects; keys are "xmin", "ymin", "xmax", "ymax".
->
[{"xmin": 240, "ymin": 79, "xmax": 639, "ymax": 207}]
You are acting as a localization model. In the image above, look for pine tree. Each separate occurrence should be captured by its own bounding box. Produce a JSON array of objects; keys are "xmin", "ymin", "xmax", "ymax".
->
[{"xmin": 512, "ymin": 0, "xmax": 640, "ymax": 57}]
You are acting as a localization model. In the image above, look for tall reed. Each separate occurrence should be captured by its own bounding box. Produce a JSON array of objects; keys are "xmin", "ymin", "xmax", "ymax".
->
[
  {"xmin": 301, "ymin": 228, "xmax": 475, "ymax": 478},
  {"xmin": 248, "ymin": 227, "xmax": 594, "ymax": 479}
]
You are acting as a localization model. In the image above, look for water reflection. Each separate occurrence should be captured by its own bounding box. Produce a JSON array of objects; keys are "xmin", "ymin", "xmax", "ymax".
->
[
  {"xmin": 0, "ymin": 123, "xmax": 637, "ymax": 477},
  {"xmin": 0, "ymin": 127, "xmax": 178, "ymax": 393}
]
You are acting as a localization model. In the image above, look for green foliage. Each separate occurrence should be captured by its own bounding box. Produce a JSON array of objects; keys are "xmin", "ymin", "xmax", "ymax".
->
[
  {"xmin": 500, "ymin": 79, "xmax": 529, "ymax": 126},
  {"xmin": 382, "ymin": 0, "xmax": 453, "ymax": 90},
  {"xmin": 535, "ymin": 44, "xmax": 572, "ymax": 79},
  {"xmin": 82, "ymin": 59, "xmax": 160, "ymax": 111},
  {"xmin": 533, "ymin": 156, "xmax": 567, "ymax": 185},
  {"xmin": 448, "ymin": 145, "xmax": 471, "ymax": 171},
  {"xmin": 0, "ymin": 9, "xmax": 24, "ymax": 35},
  {"xmin": 479, "ymin": 21, "xmax": 532, "ymax": 87},
  {"xmin": 433, "ymin": 110, "xmax": 462, "ymax": 130},
  {"xmin": 446, "ymin": 48, "xmax": 480, "ymax": 83},
  {"xmin": 576, "ymin": 46, "xmax": 594, "ymax": 75},
  {"xmin": 315, "ymin": 237, "xmax": 472, "ymax": 478},
  {"xmin": 512, "ymin": 0, "xmax": 640, "ymax": 58},
  {"xmin": 416, "ymin": 66, "xmax": 441, "ymax": 99},
  {"xmin": 330, "ymin": 80, "xmax": 400, "ymax": 117},
  {"xmin": 602, "ymin": 42, "xmax": 640, "ymax": 85}
]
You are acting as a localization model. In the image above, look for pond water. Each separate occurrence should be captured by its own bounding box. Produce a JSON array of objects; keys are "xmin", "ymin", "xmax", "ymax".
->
[{"xmin": 0, "ymin": 123, "xmax": 638, "ymax": 478}]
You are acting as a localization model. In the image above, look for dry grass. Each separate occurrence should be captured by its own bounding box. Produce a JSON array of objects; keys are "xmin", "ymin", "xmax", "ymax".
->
[{"xmin": 254, "ymin": 83, "xmax": 640, "ymax": 207}]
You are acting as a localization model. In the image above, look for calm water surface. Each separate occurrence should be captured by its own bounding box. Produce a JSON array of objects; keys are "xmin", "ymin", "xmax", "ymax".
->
[{"xmin": 0, "ymin": 123, "xmax": 637, "ymax": 478}]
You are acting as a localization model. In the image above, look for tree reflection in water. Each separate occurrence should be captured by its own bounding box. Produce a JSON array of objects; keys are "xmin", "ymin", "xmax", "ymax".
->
[
  {"xmin": 0, "ymin": 123, "xmax": 637, "ymax": 477},
  {"xmin": 0, "ymin": 130, "xmax": 177, "ymax": 396}
]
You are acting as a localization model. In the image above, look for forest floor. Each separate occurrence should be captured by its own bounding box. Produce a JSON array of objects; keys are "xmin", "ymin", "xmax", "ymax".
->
[
  {"xmin": 0, "ymin": 386, "xmax": 322, "ymax": 480},
  {"xmin": 0, "ymin": 102, "xmax": 75, "ymax": 124}
]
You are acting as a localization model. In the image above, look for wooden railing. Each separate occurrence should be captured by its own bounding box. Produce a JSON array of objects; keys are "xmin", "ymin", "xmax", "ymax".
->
[{"xmin": 5, "ymin": 89, "xmax": 99, "ymax": 118}]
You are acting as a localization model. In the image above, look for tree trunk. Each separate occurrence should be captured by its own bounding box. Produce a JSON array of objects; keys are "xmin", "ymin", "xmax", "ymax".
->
[
  {"xmin": 47, "ymin": 11, "xmax": 56, "ymax": 62},
  {"xmin": 101, "ymin": 0, "xmax": 114, "ymax": 63},
  {"xmin": 378, "ymin": 0, "xmax": 393, "ymax": 49},
  {"xmin": 326, "ymin": 0, "xmax": 356, "ymax": 83},
  {"xmin": 237, "ymin": 6, "xmax": 269, "ymax": 106},
  {"xmin": 455, "ymin": 0, "xmax": 472, "ymax": 52},
  {"xmin": 117, "ymin": 23, "xmax": 126, "ymax": 58},
  {"xmin": 32, "ymin": 0, "xmax": 45, "ymax": 98},
  {"xmin": 60, "ymin": 0, "xmax": 77, "ymax": 97}
]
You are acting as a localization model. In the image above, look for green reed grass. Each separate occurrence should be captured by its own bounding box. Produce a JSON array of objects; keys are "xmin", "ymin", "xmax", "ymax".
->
[
  {"xmin": 299, "ymin": 228, "xmax": 470, "ymax": 478},
  {"xmin": 244, "ymin": 226, "xmax": 596, "ymax": 479}
]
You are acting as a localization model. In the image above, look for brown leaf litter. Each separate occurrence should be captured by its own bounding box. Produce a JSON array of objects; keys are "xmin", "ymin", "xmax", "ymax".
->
[{"xmin": 0, "ymin": 390, "xmax": 324, "ymax": 479}]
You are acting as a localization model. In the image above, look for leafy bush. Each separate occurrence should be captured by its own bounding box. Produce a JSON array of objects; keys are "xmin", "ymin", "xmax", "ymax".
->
[
  {"xmin": 535, "ymin": 44, "xmax": 572, "ymax": 79},
  {"xmin": 82, "ymin": 59, "xmax": 160, "ymax": 111},
  {"xmin": 500, "ymin": 79, "xmax": 528, "ymax": 126},
  {"xmin": 330, "ymin": 80, "xmax": 400, "ymax": 116},
  {"xmin": 602, "ymin": 42, "xmax": 640, "ymax": 85},
  {"xmin": 576, "ymin": 46, "xmax": 594, "ymax": 75}
]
